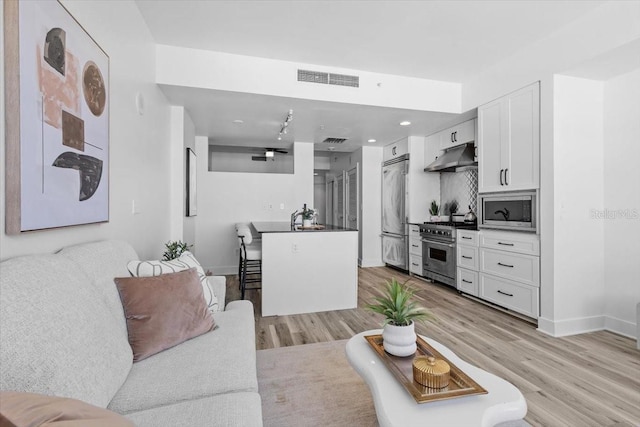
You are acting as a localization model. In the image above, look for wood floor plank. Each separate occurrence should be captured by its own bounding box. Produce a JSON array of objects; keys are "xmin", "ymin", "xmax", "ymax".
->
[{"xmin": 224, "ymin": 267, "xmax": 640, "ymax": 426}]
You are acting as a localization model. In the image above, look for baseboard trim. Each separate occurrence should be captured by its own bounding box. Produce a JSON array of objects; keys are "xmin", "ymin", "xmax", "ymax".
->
[
  {"xmin": 537, "ymin": 314, "xmax": 637, "ymax": 340},
  {"xmin": 604, "ymin": 315, "xmax": 636, "ymax": 340},
  {"xmin": 358, "ymin": 258, "xmax": 384, "ymax": 268}
]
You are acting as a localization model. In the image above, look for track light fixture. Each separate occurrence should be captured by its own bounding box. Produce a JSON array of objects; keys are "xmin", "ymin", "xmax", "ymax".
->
[{"xmin": 278, "ymin": 109, "xmax": 293, "ymax": 140}]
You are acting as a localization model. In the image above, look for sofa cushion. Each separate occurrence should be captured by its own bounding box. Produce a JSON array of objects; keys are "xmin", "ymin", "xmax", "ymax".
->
[
  {"xmin": 127, "ymin": 251, "xmax": 219, "ymax": 312},
  {"xmin": 125, "ymin": 392, "xmax": 262, "ymax": 427},
  {"xmin": 108, "ymin": 300, "xmax": 258, "ymax": 414},
  {"xmin": 207, "ymin": 275, "xmax": 226, "ymax": 309},
  {"xmin": 114, "ymin": 268, "xmax": 215, "ymax": 362},
  {"xmin": 0, "ymin": 254, "xmax": 133, "ymax": 408},
  {"xmin": 0, "ymin": 391, "xmax": 135, "ymax": 427}
]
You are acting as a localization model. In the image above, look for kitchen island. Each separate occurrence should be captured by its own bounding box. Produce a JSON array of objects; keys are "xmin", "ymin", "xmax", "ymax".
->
[{"xmin": 252, "ymin": 221, "xmax": 358, "ymax": 316}]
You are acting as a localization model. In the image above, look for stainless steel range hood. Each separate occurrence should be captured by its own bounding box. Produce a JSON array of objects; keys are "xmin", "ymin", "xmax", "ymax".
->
[{"xmin": 424, "ymin": 143, "xmax": 477, "ymax": 173}]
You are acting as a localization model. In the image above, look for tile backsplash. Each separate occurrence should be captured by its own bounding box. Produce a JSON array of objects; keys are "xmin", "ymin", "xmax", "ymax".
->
[{"xmin": 440, "ymin": 169, "xmax": 478, "ymax": 216}]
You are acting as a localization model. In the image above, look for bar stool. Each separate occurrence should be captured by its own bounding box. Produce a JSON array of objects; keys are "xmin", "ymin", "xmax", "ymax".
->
[
  {"xmin": 236, "ymin": 224, "xmax": 262, "ymax": 299},
  {"xmin": 235, "ymin": 223, "xmax": 261, "ymax": 286}
]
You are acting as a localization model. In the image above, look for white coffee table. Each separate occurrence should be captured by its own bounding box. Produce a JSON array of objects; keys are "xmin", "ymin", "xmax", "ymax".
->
[{"xmin": 346, "ymin": 330, "xmax": 527, "ymax": 427}]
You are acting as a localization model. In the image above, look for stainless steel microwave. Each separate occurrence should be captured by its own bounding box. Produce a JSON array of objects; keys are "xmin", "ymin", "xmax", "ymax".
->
[{"xmin": 479, "ymin": 191, "xmax": 536, "ymax": 232}]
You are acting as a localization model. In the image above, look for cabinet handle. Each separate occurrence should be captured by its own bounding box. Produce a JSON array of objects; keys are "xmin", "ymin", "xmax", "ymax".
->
[
  {"xmin": 505, "ymin": 168, "xmax": 509, "ymax": 185},
  {"xmin": 497, "ymin": 242, "xmax": 514, "ymax": 246},
  {"xmin": 454, "ymin": 131, "xmax": 457, "ymax": 142},
  {"xmin": 462, "ymin": 279, "xmax": 473, "ymax": 284},
  {"xmin": 497, "ymin": 262, "xmax": 514, "ymax": 268},
  {"xmin": 412, "ymin": 263, "xmax": 420, "ymax": 266},
  {"xmin": 462, "ymin": 255, "xmax": 473, "ymax": 259},
  {"xmin": 500, "ymin": 169, "xmax": 504, "ymax": 185},
  {"xmin": 412, "ymin": 244, "xmax": 419, "ymax": 248},
  {"xmin": 462, "ymin": 236, "xmax": 472, "ymax": 240},
  {"xmin": 497, "ymin": 290, "xmax": 514, "ymax": 297},
  {"xmin": 451, "ymin": 132, "xmax": 454, "ymax": 143}
]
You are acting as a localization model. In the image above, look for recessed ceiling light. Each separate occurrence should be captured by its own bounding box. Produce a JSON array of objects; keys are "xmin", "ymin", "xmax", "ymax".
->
[
  {"xmin": 399, "ymin": 121, "xmax": 411, "ymax": 126},
  {"xmin": 367, "ymin": 139, "xmax": 376, "ymax": 143},
  {"xmin": 328, "ymin": 147, "xmax": 336, "ymax": 151},
  {"xmin": 232, "ymin": 119, "xmax": 244, "ymax": 124}
]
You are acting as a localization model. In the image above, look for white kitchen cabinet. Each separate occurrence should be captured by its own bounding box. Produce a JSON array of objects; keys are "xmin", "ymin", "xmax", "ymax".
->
[
  {"xmin": 409, "ymin": 254, "xmax": 423, "ymax": 275},
  {"xmin": 456, "ymin": 230, "xmax": 479, "ymax": 296},
  {"xmin": 408, "ymin": 224, "xmax": 423, "ymax": 276},
  {"xmin": 458, "ymin": 245, "xmax": 479, "ymax": 270},
  {"xmin": 383, "ymin": 138, "xmax": 409, "ymax": 161},
  {"xmin": 479, "ymin": 274, "xmax": 540, "ymax": 318},
  {"xmin": 478, "ymin": 229, "xmax": 540, "ymax": 319},
  {"xmin": 457, "ymin": 268, "xmax": 479, "ymax": 296},
  {"xmin": 478, "ymin": 82, "xmax": 540, "ymax": 193},
  {"xmin": 478, "ymin": 229, "xmax": 540, "ymax": 256},
  {"xmin": 479, "ymin": 248, "xmax": 540, "ymax": 287},
  {"xmin": 439, "ymin": 119, "xmax": 476, "ymax": 151}
]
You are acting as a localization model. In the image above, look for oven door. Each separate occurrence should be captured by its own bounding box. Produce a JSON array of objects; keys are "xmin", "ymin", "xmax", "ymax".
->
[{"xmin": 422, "ymin": 239, "xmax": 456, "ymax": 282}]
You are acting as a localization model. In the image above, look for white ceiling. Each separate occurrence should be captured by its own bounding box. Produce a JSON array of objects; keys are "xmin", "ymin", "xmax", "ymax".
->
[{"xmin": 136, "ymin": 0, "xmax": 606, "ymax": 151}]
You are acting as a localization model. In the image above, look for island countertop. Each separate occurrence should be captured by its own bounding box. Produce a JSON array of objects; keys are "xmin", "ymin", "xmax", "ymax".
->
[{"xmin": 252, "ymin": 221, "xmax": 356, "ymax": 233}]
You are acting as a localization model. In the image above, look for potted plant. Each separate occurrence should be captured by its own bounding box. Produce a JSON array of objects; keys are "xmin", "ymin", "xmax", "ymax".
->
[
  {"xmin": 429, "ymin": 200, "xmax": 440, "ymax": 222},
  {"xmin": 449, "ymin": 200, "xmax": 459, "ymax": 222},
  {"xmin": 163, "ymin": 240, "xmax": 193, "ymax": 261},
  {"xmin": 366, "ymin": 278, "xmax": 431, "ymax": 357},
  {"xmin": 302, "ymin": 206, "xmax": 315, "ymax": 227}
]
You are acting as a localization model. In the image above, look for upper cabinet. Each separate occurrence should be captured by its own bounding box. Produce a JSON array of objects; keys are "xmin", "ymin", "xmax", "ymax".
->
[
  {"xmin": 439, "ymin": 119, "xmax": 476, "ymax": 151},
  {"xmin": 383, "ymin": 138, "xmax": 409, "ymax": 161},
  {"xmin": 478, "ymin": 82, "xmax": 540, "ymax": 193}
]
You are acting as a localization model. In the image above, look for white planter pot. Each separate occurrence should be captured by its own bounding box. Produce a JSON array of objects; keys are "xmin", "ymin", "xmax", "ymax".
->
[
  {"xmin": 303, "ymin": 219, "xmax": 312, "ymax": 227},
  {"xmin": 430, "ymin": 215, "xmax": 440, "ymax": 222},
  {"xmin": 382, "ymin": 322, "xmax": 417, "ymax": 357}
]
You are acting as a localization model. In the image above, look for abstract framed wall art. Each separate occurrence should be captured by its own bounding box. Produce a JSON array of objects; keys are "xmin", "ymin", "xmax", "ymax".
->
[{"xmin": 4, "ymin": 0, "xmax": 109, "ymax": 234}]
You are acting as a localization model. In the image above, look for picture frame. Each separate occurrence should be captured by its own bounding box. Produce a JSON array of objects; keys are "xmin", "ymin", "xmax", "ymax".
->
[
  {"xmin": 4, "ymin": 0, "xmax": 109, "ymax": 234},
  {"xmin": 186, "ymin": 148, "xmax": 197, "ymax": 217}
]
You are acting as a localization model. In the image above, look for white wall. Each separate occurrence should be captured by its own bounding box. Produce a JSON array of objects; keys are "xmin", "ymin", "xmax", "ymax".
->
[
  {"xmin": 156, "ymin": 45, "xmax": 461, "ymax": 113},
  {"xmin": 549, "ymin": 75, "xmax": 605, "ymax": 335},
  {"xmin": 462, "ymin": 1, "xmax": 640, "ymax": 111},
  {"xmin": 360, "ymin": 146, "xmax": 384, "ymax": 267},
  {"xmin": 603, "ymin": 68, "xmax": 640, "ymax": 337},
  {"xmin": 0, "ymin": 0, "xmax": 172, "ymax": 261},
  {"xmin": 194, "ymin": 141, "xmax": 314, "ymax": 273}
]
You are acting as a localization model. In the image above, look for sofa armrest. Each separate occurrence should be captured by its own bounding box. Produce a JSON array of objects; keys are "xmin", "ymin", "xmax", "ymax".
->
[{"xmin": 207, "ymin": 276, "xmax": 226, "ymax": 310}]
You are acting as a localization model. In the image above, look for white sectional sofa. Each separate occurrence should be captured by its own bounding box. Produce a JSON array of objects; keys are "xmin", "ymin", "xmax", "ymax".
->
[{"xmin": 0, "ymin": 240, "xmax": 262, "ymax": 426}]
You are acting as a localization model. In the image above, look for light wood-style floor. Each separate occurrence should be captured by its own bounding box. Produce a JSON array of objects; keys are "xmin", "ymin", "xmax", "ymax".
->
[{"xmin": 226, "ymin": 266, "xmax": 640, "ymax": 427}]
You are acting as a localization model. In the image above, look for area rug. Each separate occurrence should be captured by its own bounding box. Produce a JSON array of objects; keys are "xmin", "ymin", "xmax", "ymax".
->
[{"xmin": 257, "ymin": 340, "xmax": 532, "ymax": 427}]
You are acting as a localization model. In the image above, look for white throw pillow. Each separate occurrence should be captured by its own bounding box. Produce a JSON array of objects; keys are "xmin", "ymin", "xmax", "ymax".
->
[{"xmin": 127, "ymin": 251, "xmax": 219, "ymax": 312}]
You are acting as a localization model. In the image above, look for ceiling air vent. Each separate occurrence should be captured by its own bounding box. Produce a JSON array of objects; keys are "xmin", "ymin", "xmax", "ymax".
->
[
  {"xmin": 298, "ymin": 69, "xmax": 328, "ymax": 84},
  {"xmin": 322, "ymin": 137, "xmax": 348, "ymax": 144},
  {"xmin": 298, "ymin": 69, "xmax": 359, "ymax": 88},
  {"xmin": 329, "ymin": 73, "xmax": 359, "ymax": 88}
]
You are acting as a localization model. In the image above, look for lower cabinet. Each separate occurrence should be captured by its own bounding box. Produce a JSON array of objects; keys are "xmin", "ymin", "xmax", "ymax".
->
[
  {"xmin": 457, "ymin": 267, "xmax": 478, "ymax": 296},
  {"xmin": 409, "ymin": 254, "xmax": 423, "ymax": 275},
  {"xmin": 477, "ymin": 230, "xmax": 540, "ymax": 320},
  {"xmin": 456, "ymin": 230, "xmax": 479, "ymax": 296},
  {"xmin": 409, "ymin": 224, "xmax": 423, "ymax": 277},
  {"xmin": 479, "ymin": 273, "xmax": 539, "ymax": 318}
]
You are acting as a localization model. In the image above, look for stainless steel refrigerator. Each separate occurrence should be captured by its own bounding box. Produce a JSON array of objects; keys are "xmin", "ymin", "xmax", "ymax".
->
[{"xmin": 381, "ymin": 154, "xmax": 409, "ymax": 271}]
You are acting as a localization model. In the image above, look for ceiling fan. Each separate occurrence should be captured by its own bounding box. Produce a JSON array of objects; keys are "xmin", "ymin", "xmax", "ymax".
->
[{"xmin": 251, "ymin": 147, "xmax": 288, "ymax": 161}]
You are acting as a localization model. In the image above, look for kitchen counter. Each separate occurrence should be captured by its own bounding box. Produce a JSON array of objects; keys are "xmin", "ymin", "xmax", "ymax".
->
[
  {"xmin": 252, "ymin": 221, "xmax": 358, "ymax": 317},
  {"xmin": 252, "ymin": 221, "xmax": 355, "ymax": 233}
]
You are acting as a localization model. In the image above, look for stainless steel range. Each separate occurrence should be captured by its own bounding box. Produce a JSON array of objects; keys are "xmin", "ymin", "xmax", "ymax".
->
[{"xmin": 420, "ymin": 221, "xmax": 477, "ymax": 288}]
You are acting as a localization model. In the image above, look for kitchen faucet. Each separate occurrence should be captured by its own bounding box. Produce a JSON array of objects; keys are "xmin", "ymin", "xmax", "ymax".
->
[{"xmin": 291, "ymin": 210, "xmax": 302, "ymax": 229}]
